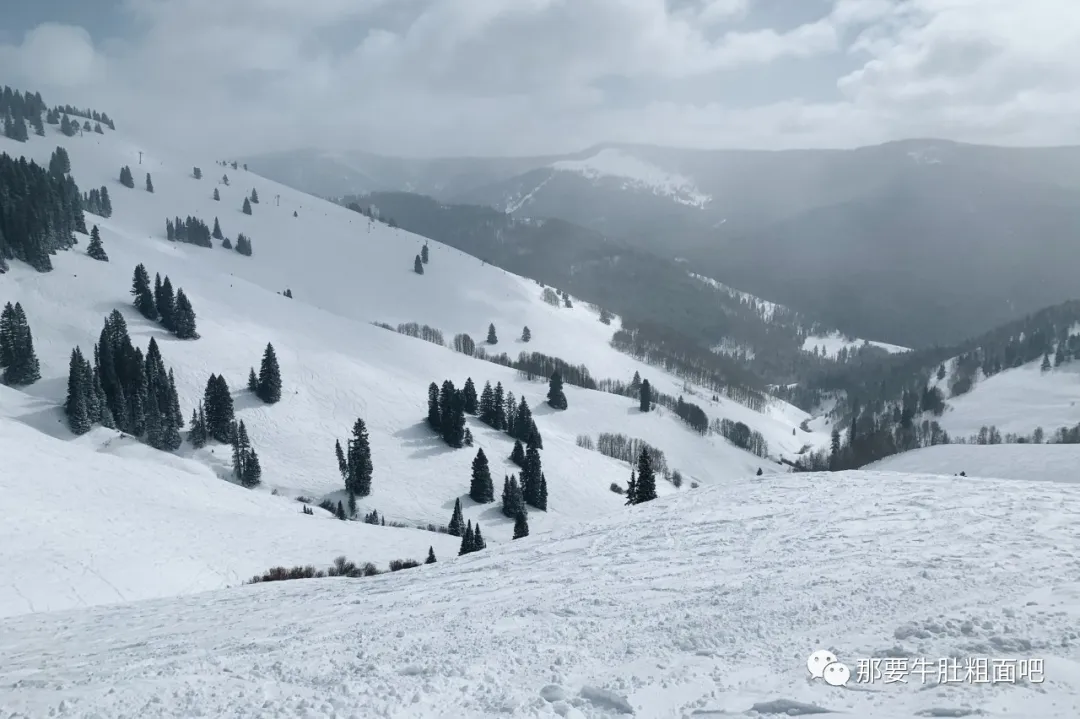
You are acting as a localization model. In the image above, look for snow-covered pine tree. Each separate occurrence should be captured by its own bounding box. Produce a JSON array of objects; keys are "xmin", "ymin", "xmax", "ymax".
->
[
  {"xmin": 257, "ymin": 343, "xmax": 281, "ymax": 403},
  {"xmin": 469, "ymin": 448, "xmax": 494, "ymax": 503},
  {"xmin": 547, "ymin": 370, "xmax": 567, "ymax": 410},
  {"xmin": 2, "ymin": 303, "xmax": 41, "ymax": 386},
  {"xmin": 131, "ymin": 264, "xmax": 158, "ymax": 320},
  {"xmin": 513, "ymin": 511, "xmax": 529, "ymax": 539},
  {"xmin": 172, "ymin": 289, "xmax": 198, "ymax": 339},
  {"xmin": 87, "ymin": 225, "xmax": 108, "ymax": 261},
  {"xmin": 448, "ymin": 498, "xmax": 465, "ymax": 536},
  {"xmin": 64, "ymin": 347, "xmax": 92, "ymax": 435}
]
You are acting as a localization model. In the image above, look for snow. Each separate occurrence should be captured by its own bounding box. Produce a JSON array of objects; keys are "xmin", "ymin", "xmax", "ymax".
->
[
  {"xmin": 867, "ymin": 442, "xmax": 1080, "ymax": 484},
  {"xmin": 937, "ymin": 359, "xmax": 1080, "ymax": 439},
  {"xmin": 688, "ymin": 272, "xmax": 784, "ymax": 322},
  {"xmin": 802, "ymin": 332, "xmax": 910, "ymax": 358},
  {"xmin": 2, "ymin": 470, "xmax": 1079, "ymax": 718},
  {"xmin": 0, "ymin": 123, "xmax": 811, "ymax": 617},
  {"xmin": 551, "ymin": 148, "xmax": 712, "ymax": 208}
]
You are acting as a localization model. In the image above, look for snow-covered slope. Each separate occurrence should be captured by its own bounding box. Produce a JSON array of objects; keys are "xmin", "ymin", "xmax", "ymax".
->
[
  {"xmin": 801, "ymin": 331, "xmax": 910, "ymax": 358},
  {"xmin": 866, "ymin": 442, "xmax": 1080, "ymax": 483},
  {"xmin": 551, "ymin": 148, "xmax": 712, "ymax": 209},
  {"xmin": 3, "ymin": 470, "xmax": 1079, "ymax": 718},
  {"xmin": 0, "ymin": 123, "xmax": 815, "ymax": 616},
  {"xmin": 0, "ymin": 398, "xmax": 460, "ymax": 618},
  {"xmin": 931, "ymin": 357, "xmax": 1080, "ymax": 439}
]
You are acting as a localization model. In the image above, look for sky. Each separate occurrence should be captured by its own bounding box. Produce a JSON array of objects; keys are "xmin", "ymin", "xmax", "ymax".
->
[{"xmin": 1, "ymin": 0, "xmax": 1078, "ymax": 158}]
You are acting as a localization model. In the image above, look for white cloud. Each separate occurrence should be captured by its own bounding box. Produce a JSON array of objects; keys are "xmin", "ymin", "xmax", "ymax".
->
[{"xmin": 1, "ymin": 0, "xmax": 1077, "ymax": 156}]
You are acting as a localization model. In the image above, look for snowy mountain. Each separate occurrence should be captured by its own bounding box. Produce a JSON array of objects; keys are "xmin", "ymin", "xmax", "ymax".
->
[
  {"xmin": 547, "ymin": 148, "xmax": 712, "ymax": 209},
  {"xmin": 0, "ymin": 109, "xmax": 822, "ymax": 618},
  {"xmin": 3, "ymin": 467, "xmax": 1079, "ymax": 718}
]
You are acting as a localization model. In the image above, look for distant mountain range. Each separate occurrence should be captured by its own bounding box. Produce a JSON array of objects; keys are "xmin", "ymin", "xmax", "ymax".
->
[{"xmin": 246, "ymin": 140, "xmax": 1080, "ymax": 349}]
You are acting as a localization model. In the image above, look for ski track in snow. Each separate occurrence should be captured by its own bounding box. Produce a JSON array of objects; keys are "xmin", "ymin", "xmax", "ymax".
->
[{"xmin": 1, "ymin": 471, "xmax": 1079, "ymax": 718}]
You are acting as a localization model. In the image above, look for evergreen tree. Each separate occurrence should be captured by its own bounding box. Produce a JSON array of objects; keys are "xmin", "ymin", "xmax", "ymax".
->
[
  {"xmin": 213, "ymin": 188, "xmax": 220, "ymax": 201},
  {"xmin": 473, "ymin": 523, "xmax": 486, "ymax": 551},
  {"xmin": 243, "ymin": 449, "xmax": 262, "ymax": 487},
  {"xmin": 242, "ymin": 197, "xmax": 252, "ymax": 215},
  {"xmin": 131, "ymin": 264, "xmax": 158, "ymax": 320},
  {"xmin": 250, "ymin": 188, "xmax": 259, "ymax": 204},
  {"xmin": 459, "ymin": 521, "xmax": 474, "ymax": 556},
  {"xmin": 342, "ymin": 418, "xmax": 374, "ymax": 497},
  {"xmin": 462, "ymin": 377, "xmax": 478, "ymax": 414},
  {"xmin": 87, "ymin": 225, "xmax": 108, "ymax": 261},
  {"xmin": 347, "ymin": 491, "xmax": 357, "ymax": 518},
  {"xmin": 212, "ymin": 217, "xmax": 223, "ymax": 239},
  {"xmin": 639, "ymin": 379, "xmax": 652, "ymax": 412},
  {"xmin": 222, "ymin": 174, "xmax": 229, "ymax": 185},
  {"xmin": 172, "ymin": 289, "xmax": 198, "ymax": 339},
  {"xmin": 1055, "ymin": 343, "xmax": 1066, "ymax": 367},
  {"xmin": 99, "ymin": 186, "xmax": 113, "ymax": 217},
  {"xmin": 120, "ymin": 165, "xmax": 134, "ymax": 188},
  {"xmin": 522, "ymin": 446, "xmax": 543, "ymax": 508},
  {"xmin": 633, "ymin": 448, "xmax": 658, "ymax": 504},
  {"xmin": 49, "ymin": 147, "xmax": 71, "ymax": 176},
  {"xmin": 625, "ymin": 470, "xmax": 637, "ymax": 506},
  {"xmin": 830, "ymin": 427, "xmax": 841, "ymax": 469},
  {"xmin": 155, "ymin": 274, "xmax": 175, "ymax": 330},
  {"xmin": 334, "ymin": 439, "xmax": 347, "ymax": 478},
  {"xmin": 426, "ymin": 546, "xmax": 437, "ymax": 564},
  {"xmin": 414, "ymin": 255, "xmax": 424, "ymax": 274},
  {"xmin": 1041, "ymin": 353, "xmax": 1052, "ymax": 372},
  {"xmin": 421, "ymin": 244, "xmax": 429, "ymax": 264},
  {"xmin": 527, "ymin": 421, "xmax": 543, "ymax": 450},
  {"xmin": 547, "ymin": 370, "xmax": 567, "ymax": 410},
  {"xmin": 189, "ymin": 403, "xmax": 208, "ymax": 448},
  {"xmin": 448, "ymin": 498, "xmax": 465, "ymax": 537},
  {"xmin": 537, "ymin": 473, "xmax": 547, "ymax": 511},
  {"xmin": 479, "ymin": 381, "xmax": 494, "ymax": 424},
  {"xmin": 65, "ymin": 347, "xmax": 92, "ymax": 435},
  {"xmin": 513, "ymin": 511, "xmax": 529, "ymax": 539},
  {"xmin": 203, "ymin": 374, "xmax": 235, "ymax": 442},
  {"xmin": 222, "ymin": 236, "xmax": 233, "ymax": 250},
  {"xmin": 2, "ymin": 303, "xmax": 41, "ymax": 386},
  {"xmin": 145, "ymin": 173, "xmax": 154, "ymax": 193},
  {"xmin": 257, "ymin": 342, "xmax": 282, "ymax": 403},
  {"xmin": 510, "ymin": 439, "xmax": 526, "ymax": 467},
  {"xmin": 486, "ymin": 323, "xmax": 498, "ymax": 344},
  {"xmin": 493, "ymin": 382, "xmax": 506, "ymax": 430},
  {"xmin": 427, "ymin": 381, "xmax": 441, "ymax": 430},
  {"xmin": 512, "ymin": 396, "xmax": 533, "ymax": 442},
  {"xmin": 336, "ymin": 501, "xmax": 346, "ymax": 520},
  {"xmin": 235, "ymin": 233, "xmax": 253, "ymax": 256},
  {"xmin": 247, "ymin": 367, "xmax": 258, "ymax": 392},
  {"xmin": 521, "ymin": 326, "xmax": 531, "ymax": 342},
  {"xmin": 469, "ymin": 448, "xmax": 495, "ymax": 503},
  {"xmin": 193, "ymin": 167, "xmax": 202, "ymax": 179}
]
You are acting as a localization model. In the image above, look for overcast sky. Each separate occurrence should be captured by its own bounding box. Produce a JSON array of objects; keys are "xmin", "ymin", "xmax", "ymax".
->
[{"xmin": 2, "ymin": 0, "xmax": 1077, "ymax": 157}]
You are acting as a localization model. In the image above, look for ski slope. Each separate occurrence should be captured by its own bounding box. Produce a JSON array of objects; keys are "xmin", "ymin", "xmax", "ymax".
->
[
  {"xmin": 0, "ymin": 123, "xmax": 819, "ymax": 616},
  {"xmin": 0, "ymin": 398, "xmax": 460, "ymax": 618},
  {"xmin": 2, "ymin": 470, "xmax": 1079, "ymax": 718},
  {"xmin": 933, "ymin": 358, "xmax": 1080, "ymax": 439},
  {"xmin": 867, "ymin": 442, "xmax": 1080, "ymax": 483}
]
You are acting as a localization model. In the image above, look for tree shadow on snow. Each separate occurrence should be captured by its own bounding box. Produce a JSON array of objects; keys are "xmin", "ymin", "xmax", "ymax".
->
[
  {"xmin": 231, "ymin": 391, "xmax": 264, "ymax": 412},
  {"xmin": 393, "ymin": 421, "xmax": 458, "ymax": 460}
]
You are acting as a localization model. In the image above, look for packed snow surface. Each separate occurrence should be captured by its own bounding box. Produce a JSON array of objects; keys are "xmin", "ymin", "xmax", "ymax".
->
[
  {"xmin": 551, "ymin": 149, "xmax": 712, "ymax": 208},
  {"xmin": 2, "ymin": 470, "xmax": 1079, "ymax": 718},
  {"xmin": 802, "ymin": 331, "xmax": 910, "ymax": 358}
]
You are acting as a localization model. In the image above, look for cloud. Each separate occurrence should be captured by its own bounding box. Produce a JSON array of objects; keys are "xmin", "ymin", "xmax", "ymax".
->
[{"xmin": 1, "ymin": 0, "xmax": 1077, "ymax": 156}]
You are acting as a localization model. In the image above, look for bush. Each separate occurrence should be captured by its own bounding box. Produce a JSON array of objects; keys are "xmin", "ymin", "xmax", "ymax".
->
[
  {"xmin": 389, "ymin": 559, "xmax": 421, "ymax": 572},
  {"xmin": 245, "ymin": 555, "xmax": 397, "ymax": 584},
  {"xmin": 670, "ymin": 469, "xmax": 683, "ymax": 488},
  {"xmin": 248, "ymin": 565, "xmax": 325, "ymax": 584},
  {"xmin": 295, "ymin": 495, "xmax": 314, "ymax": 504},
  {"xmin": 609, "ymin": 482, "xmax": 624, "ymax": 494}
]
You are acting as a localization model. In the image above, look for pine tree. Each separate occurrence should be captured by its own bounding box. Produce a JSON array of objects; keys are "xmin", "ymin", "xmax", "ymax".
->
[
  {"xmin": 513, "ymin": 511, "xmax": 529, "ymax": 539},
  {"xmin": 131, "ymin": 264, "xmax": 158, "ymax": 320},
  {"xmin": 222, "ymin": 174, "xmax": 229, "ymax": 186},
  {"xmin": 250, "ymin": 188, "xmax": 259, "ymax": 204},
  {"xmin": 639, "ymin": 379, "xmax": 652, "ymax": 412},
  {"xmin": 537, "ymin": 473, "xmax": 548, "ymax": 511},
  {"xmin": 421, "ymin": 244, "xmax": 429, "ymax": 264},
  {"xmin": 479, "ymin": 381, "xmax": 494, "ymax": 424},
  {"xmin": 830, "ymin": 427, "xmax": 841, "ymax": 469},
  {"xmin": 414, "ymin": 255, "xmax": 424, "ymax": 274},
  {"xmin": 347, "ymin": 490, "xmax": 357, "ymax": 518},
  {"xmin": 473, "ymin": 523, "xmax": 486, "ymax": 551},
  {"xmin": 213, "ymin": 188, "xmax": 220, "ymax": 201},
  {"xmin": 172, "ymin": 289, "xmax": 198, "ymax": 339},
  {"xmin": 493, "ymin": 383, "xmax": 506, "ymax": 430},
  {"xmin": 634, "ymin": 448, "xmax": 657, "ymax": 504},
  {"xmin": 257, "ymin": 342, "xmax": 282, "ymax": 403},
  {"xmin": 145, "ymin": 173, "xmax": 154, "ymax": 193},
  {"xmin": 87, "ymin": 225, "xmax": 108, "ymax": 261},
  {"xmin": 248, "ymin": 367, "xmax": 258, "ymax": 392},
  {"xmin": 513, "ymin": 396, "xmax": 533, "ymax": 442},
  {"xmin": 462, "ymin": 377, "xmax": 478, "ymax": 414},
  {"xmin": 189, "ymin": 403, "xmax": 208, "ymax": 448},
  {"xmin": 119, "ymin": 165, "xmax": 134, "ymax": 188},
  {"xmin": 448, "ymin": 498, "xmax": 465, "ymax": 537},
  {"xmin": 469, "ymin": 448, "xmax": 495, "ymax": 503},
  {"xmin": 426, "ymin": 546, "xmax": 437, "ymax": 564},
  {"xmin": 203, "ymin": 374, "xmax": 235, "ymax": 442},
  {"xmin": 510, "ymin": 439, "xmax": 526, "ymax": 467},
  {"xmin": 65, "ymin": 347, "xmax": 92, "ymax": 435},
  {"xmin": 49, "ymin": 147, "xmax": 71, "ymax": 176},
  {"xmin": 625, "ymin": 470, "xmax": 637, "ymax": 506},
  {"xmin": 547, "ymin": 370, "xmax": 567, "ymax": 410},
  {"xmin": 459, "ymin": 521, "xmax": 474, "ymax": 556},
  {"xmin": 334, "ymin": 439, "xmax": 347, "ymax": 478},
  {"xmin": 521, "ymin": 326, "xmax": 531, "ymax": 342},
  {"xmin": 2, "ymin": 304, "xmax": 41, "ymax": 386},
  {"xmin": 336, "ymin": 501, "xmax": 346, "ymax": 520},
  {"xmin": 193, "ymin": 167, "xmax": 202, "ymax": 179},
  {"xmin": 243, "ymin": 449, "xmax": 262, "ymax": 487},
  {"xmin": 1041, "ymin": 353, "xmax": 1052, "ymax": 372},
  {"xmin": 522, "ymin": 446, "xmax": 543, "ymax": 508},
  {"xmin": 155, "ymin": 274, "xmax": 175, "ymax": 330},
  {"xmin": 212, "ymin": 217, "xmax": 223, "ymax": 239},
  {"xmin": 486, "ymin": 323, "xmax": 498, "ymax": 345},
  {"xmin": 242, "ymin": 197, "xmax": 252, "ymax": 215},
  {"xmin": 99, "ymin": 186, "xmax": 113, "ymax": 217},
  {"xmin": 235, "ymin": 233, "xmax": 253, "ymax": 256},
  {"xmin": 427, "ymin": 382, "xmax": 441, "ymax": 430}
]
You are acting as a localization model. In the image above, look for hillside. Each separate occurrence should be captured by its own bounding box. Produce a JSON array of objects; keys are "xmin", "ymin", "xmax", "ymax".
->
[
  {"xmin": 867, "ymin": 442, "xmax": 1080, "ymax": 483},
  {"xmin": 2, "ymin": 470, "xmax": 1079, "ymax": 718},
  {"xmin": 0, "ymin": 106, "xmax": 826, "ymax": 616}
]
